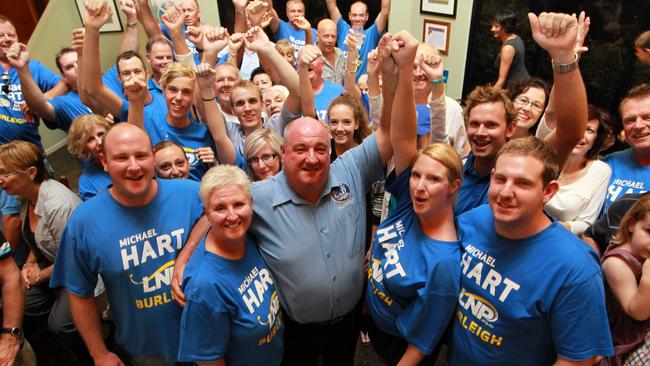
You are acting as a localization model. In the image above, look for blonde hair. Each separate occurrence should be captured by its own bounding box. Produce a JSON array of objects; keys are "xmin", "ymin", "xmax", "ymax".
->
[
  {"xmin": 0, "ymin": 141, "xmax": 48, "ymax": 183},
  {"xmin": 417, "ymin": 143, "xmax": 463, "ymax": 201},
  {"xmin": 613, "ymin": 194, "xmax": 650, "ymax": 245},
  {"xmin": 243, "ymin": 128, "xmax": 283, "ymax": 179},
  {"xmin": 67, "ymin": 114, "xmax": 111, "ymax": 159},
  {"xmin": 199, "ymin": 165, "xmax": 251, "ymax": 204},
  {"xmin": 230, "ymin": 80, "xmax": 263, "ymax": 108},
  {"xmin": 159, "ymin": 62, "xmax": 196, "ymax": 89},
  {"xmin": 634, "ymin": 30, "xmax": 650, "ymax": 49},
  {"xmin": 267, "ymin": 85, "xmax": 289, "ymax": 99}
]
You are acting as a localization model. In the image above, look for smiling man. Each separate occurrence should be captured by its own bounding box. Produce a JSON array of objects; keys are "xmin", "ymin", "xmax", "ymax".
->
[
  {"xmin": 449, "ymin": 137, "xmax": 613, "ymax": 365},
  {"xmin": 600, "ymin": 83, "xmax": 650, "ymax": 213},
  {"xmin": 51, "ymin": 123, "xmax": 204, "ymax": 365}
]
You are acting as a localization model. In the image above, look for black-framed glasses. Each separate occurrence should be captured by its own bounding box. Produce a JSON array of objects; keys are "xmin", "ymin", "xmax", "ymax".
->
[{"xmin": 248, "ymin": 153, "xmax": 278, "ymax": 166}]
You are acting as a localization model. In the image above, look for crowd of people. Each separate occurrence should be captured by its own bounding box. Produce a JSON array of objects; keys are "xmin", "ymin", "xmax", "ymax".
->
[{"xmin": 0, "ymin": 0, "xmax": 648, "ymax": 365}]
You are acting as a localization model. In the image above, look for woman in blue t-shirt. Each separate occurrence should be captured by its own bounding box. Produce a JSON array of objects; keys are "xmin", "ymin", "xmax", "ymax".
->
[
  {"xmin": 178, "ymin": 165, "xmax": 283, "ymax": 366},
  {"xmin": 366, "ymin": 32, "xmax": 462, "ymax": 365},
  {"xmin": 67, "ymin": 114, "xmax": 112, "ymax": 201}
]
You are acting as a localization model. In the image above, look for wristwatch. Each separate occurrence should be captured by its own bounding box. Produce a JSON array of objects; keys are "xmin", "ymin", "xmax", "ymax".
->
[
  {"xmin": 551, "ymin": 54, "xmax": 579, "ymax": 74},
  {"xmin": 0, "ymin": 327, "xmax": 23, "ymax": 344}
]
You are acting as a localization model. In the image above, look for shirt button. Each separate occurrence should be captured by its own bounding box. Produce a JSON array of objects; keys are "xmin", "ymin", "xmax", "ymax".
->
[
  {"xmin": 326, "ymin": 253, "xmax": 331, "ymax": 258},
  {"xmin": 332, "ymin": 276, "xmax": 336, "ymax": 282},
  {"xmin": 320, "ymin": 228, "xmax": 327, "ymax": 234}
]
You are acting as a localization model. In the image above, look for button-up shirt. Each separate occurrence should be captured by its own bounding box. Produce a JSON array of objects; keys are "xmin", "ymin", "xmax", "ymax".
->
[
  {"xmin": 250, "ymin": 134, "xmax": 383, "ymax": 323},
  {"xmin": 322, "ymin": 47, "xmax": 347, "ymax": 86}
]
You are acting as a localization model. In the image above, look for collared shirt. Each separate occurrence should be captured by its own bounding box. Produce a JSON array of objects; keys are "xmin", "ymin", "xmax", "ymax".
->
[
  {"xmin": 249, "ymin": 134, "xmax": 383, "ymax": 323},
  {"xmin": 322, "ymin": 48, "xmax": 347, "ymax": 86},
  {"xmin": 454, "ymin": 153, "xmax": 491, "ymax": 215}
]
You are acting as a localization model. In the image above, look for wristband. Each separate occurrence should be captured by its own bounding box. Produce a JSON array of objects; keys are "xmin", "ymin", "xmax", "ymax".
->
[
  {"xmin": 201, "ymin": 96, "xmax": 215, "ymax": 102},
  {"xmin": 429, "ymin": 75, "xmax": 447, "ymax": 85},
  {"xmin": 127, "ymin": 21, "xmax": 138, "ymax": 28},
  {"xmin": 236, "ymin": 10, "xmax": 246, "ymax": 17},
  {"xmin": 551, "ymin": 53, "xmax": 579, "ymax": 74}
]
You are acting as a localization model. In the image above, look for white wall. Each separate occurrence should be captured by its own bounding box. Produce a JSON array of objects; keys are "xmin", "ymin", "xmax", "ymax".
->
[{"xmin": 388, "ymin": 0, "xmax": 474, "ymax": 100}]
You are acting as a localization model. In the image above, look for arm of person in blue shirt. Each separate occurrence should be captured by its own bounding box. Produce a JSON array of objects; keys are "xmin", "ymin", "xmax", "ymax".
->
[
  {"xmin": 324, "ymin": 0, "xmax": 342, "ymax": 23},
  {"xmin": 161, "ymin": 5, "xmax": 191, "ymax": 57},
  {"xmin": 296, "ymin": 45, "xmax": 317, "ymax": 119},
  {"xmin": 529, "ymin": 12, "xmax": 586, "ymax": 170},
  {"xmin": 247, "ymin": 26, "xmax": 301, "ymax": 116},
  {"xmin": 375, "ymin": 32, "xmax": 402, "ymax": 165},
  {"xmin": 123, "ymin": 76, "xmax": 148, "ymax": 130},
  {"xmin": 133, "ymin": 0, "xmax": 163, "ymax": 39},
  {"xmin": 293, "ymin": 16, "xmax": 313, "ymax": 45},
  {"xmin": 375, "ymin": 0, "xmax": 391, "ymax": 33},
  {"xmin": 7, "ymin": 43, "xmax": 58, "ymax": 122},
  {"xmin": 263, "ymin": 0, "xmax": 281, "ymax": 34},
  {"xmin": 119, "ymin": 0, "xmax": 139, "ymax": 52},
  {"xmin": 389, "ymin": 31, "xmax": 418, "ymax": 178},
  {"xmin": 80, "ymin": 1, "xmax": 125, "ymax": 118}
]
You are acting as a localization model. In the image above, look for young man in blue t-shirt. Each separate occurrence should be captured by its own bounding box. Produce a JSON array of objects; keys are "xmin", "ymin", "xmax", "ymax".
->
[
  {"xmin": 600, "ymin": 84, "xmax": 650, "ymax": 213},
  {"xmin": 450, "ymin": 136, "xmax": 614, "ymax": 366},
  {"xmin": 51, "ymin": 123, "xmax": 204, "ymax": 365}
]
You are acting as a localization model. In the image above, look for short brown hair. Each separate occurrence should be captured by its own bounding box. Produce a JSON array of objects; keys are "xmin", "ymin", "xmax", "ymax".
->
[
  {"xmin": 0, "ymin": 141, "xmax": 48, "ymax": 183},
  {"xmin": 613, "ymin": 193, "xmax": 650, "ymax": 244},
  {"xmin": 496, "ymin": 136, "xmax": 559, "ymax": 187},
  {"xmin": 115, "ymin": 50, "xmax": 146, "ymax": 74},
  {"xmin": 230, "ymin": 80, "xmax": 263, "ymax": 108},
  {"xmin": 68, "ymin": 114, "xmax": 111, "ymax": 159},
  {"xmin": 146, "ymin": 36, "xmax": 172, "ymax": 54},
  {"xmin": 464, "ymin": 85, "xmax": 517, "ymax": 125},
  {"xmin": 619, "ymin": 83, "xmax": 650, "ymax": 116},
  {"xmin": 55, "ymin": 47, "xmax": 76, "ymax": 73}
]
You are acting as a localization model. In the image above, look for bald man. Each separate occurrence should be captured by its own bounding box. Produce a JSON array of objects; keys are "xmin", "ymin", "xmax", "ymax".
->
[
  {"xmin": 317, "ymin": 19, "xmax": 346, "ymax": 85},
  {"xmin": 51, "ymin": 124, "xmax": 204, "ymax": 365}
]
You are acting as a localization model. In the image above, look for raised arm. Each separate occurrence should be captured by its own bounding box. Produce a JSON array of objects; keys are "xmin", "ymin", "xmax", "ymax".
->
[
  {"xmin": 123, "ymin": 76, "xmax": 148, "ymax": 130},
  {"xmin": 161, "ymin": 5, "xmax": 191, "ymax": 57},
  {"xmin": 388, "ymin": 31, "xmax": 419, "ymax": 176},
  {"xmin": 418, "ymin": 50, "xmax": 449, "ymax": 146},
  {"xmin": 201, "ymin": 26, "xmax": 229, "ymax": 66},
  {"xmin": 325, "ymin": 0, "xmax": 342, "ymax": 24},
  {"xmin": 529, "ymin": 12, "xmax": 586, "ymax": 169},
  {"xmin": 246, "ymin": 26, "xmax": 301, "ymax": 115},
  {"xmin": 119, "ymin": 0, "xmax": 139, "ymax": 52},
  {"xmin": 296, "ymin": 45, "xmax": 318, "ymax": 118},
  {"xmin": 80, "ymin": 0, "xmax": 124, "ymax": 118},
  {"xmin": 343, "ymin": 31, "xmax": 362, "ymax": 101},
  {"xmin": 375, "ymin": 32, "xmax": 399, "ymax": 165},
  {"xmin": 226, "ymin": 33, "xmax": 244, "ymax": 68},
  {"xmin": 7, "ymin": 43, "xmax": 57, "ymax": 121},
  {"xmin": 196, "ymin": 63, "xmax": 237, "ymax": 165},
  {"xmin": 233, "ymin": 0, "xmax": 249, "ymax": 34},
  {"xmin": 133, "ymin": 0, "xmax": 163, "ymax": 38},
  {"xmin": 375, "ymin": 0, "xmax": 391, "ymax": 33},
  {"xmin": 264, "ymin": 0, "xmax": 281, "ymax": 33}
]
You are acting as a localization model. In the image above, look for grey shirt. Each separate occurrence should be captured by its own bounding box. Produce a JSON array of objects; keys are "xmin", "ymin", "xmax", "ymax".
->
[{"xmin": 495, "ymin": 35, "xmax": 529, "ymax": 88}]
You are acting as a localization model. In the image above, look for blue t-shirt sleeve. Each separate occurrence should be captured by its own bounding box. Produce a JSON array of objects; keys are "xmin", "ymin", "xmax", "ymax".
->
[
  {"xmin": 336, "ymin": 18, "xmax": 351, "ymax": 50},
  {"xmin": 50, "ymin": 223, "xmax": 98, "ymax": 296},
  {"xmin": 178, "ymin": 299, "xmax": 230, "ymax": 362},
  {"xmin": 385, "ymin": 168, "xmax": 411, "ymax": 207},
  {"xmin": 0, "ymin": 190, "xmax": 20, "ymax": 215},
  {"xmin": 550, "ymin": 273, "xmax": 614, "ymax": 360},
  {"xmin": 29, "ymin": 61, "xmax": 61, "ymax": 92},
  {"xmin": 102, "ymin": 66, "xmax": 125, "ymax": 100},
  {"xmin": 396, "ymin": 256, "xmax": 460, "ymax": 354}
]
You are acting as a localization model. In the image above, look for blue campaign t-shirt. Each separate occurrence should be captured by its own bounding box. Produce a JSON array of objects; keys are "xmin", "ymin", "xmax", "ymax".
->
[
  {"xmin": 448, "ymin": 205, "xmax": 614, "ymax": 365},
  {"xmin": 0, "ymin": 60, "xmax": 61, "ymax": 146},
  {"xmin": 48, "ymin": 91, "xmax": 92, "ymax": 132},
  {"xmin": 179, "ymin": 237, "xmax": 283, "ymax": 365},
  {"xmin": 454, "ymin": 153, "xmax": 490, "ymax": 215},
  {"xmin": 602, "ymin": 148, "xmax": 650, "ymax": 214},
  {"xmin": 315, "ymin": 81, "xmax": 345, "ymax": 121},
  {"xmin": 416, "ymin": 104, "xmax": 431, "ymax": 136},
  {"xmin": 102, "ymin": 66, "xmax": 127, "ymax": 102},
  {"xmin": 275, "ymin": 19, "xmax": 317, "ymax": 58},
  {"xmin": 336, "ymin": 18, "xmax": 382, "ymax": 80},
  {"xmin": 50, "ymin": 178, "xmax": 203, "ymax": 362},
  {"xmin": 120, "ymin": 95, "xmax": 214, "ymax": 181},
  {"xmin": 367, "ymin": 168, "xmax": 460, "ymax": 354},
  {"xmin": 78, "ymin": 162, "xmax": 111, "ymax": 201}
]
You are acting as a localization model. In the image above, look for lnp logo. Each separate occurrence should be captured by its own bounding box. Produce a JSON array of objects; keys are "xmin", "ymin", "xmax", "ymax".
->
[
  {"xmin": 0, "ymin": 98, "xmax": 10, "ymax": 108},
  {"xmin": 330, "ymin": 183, "xmax": 351, "ymax": 203},
  {"xmin": 458, "ymin": 289, "xmax": 499, "ymax": 323},
  {"xmin": 183, "ymin": 147, "xmax": 199, "ymax": 167}
]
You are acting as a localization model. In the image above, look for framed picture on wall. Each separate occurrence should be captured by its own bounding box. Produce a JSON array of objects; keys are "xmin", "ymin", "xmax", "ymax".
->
[
  {"xmin": 420, "ymin": 0, "xmax": 457, "ymax": 18},
  {"xmin": 75, "ymin": 0, "xmax": 123, "ymax": 33},
  {"xmin": 423, "ymin": 19, "xmax": 451, "ymax": 55}
]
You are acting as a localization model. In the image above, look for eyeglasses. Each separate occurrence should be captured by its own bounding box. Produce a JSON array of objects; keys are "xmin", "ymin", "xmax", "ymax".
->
[
  {"xmin": 514, "ymin": 96, "xmax": 544, "ymax": 112},
  {"xmin": 0, "ymin": 170, "xmax": 19, "ymax": 179},
  {"xmin": 248, "ymin": 153, "xmax": 277, "ymax": 166}
]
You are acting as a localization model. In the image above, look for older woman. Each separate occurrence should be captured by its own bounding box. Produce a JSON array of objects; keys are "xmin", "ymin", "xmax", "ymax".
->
[
  {"xmin": 243, "ymin": 128, "xmax": 283, "ymax": 181},
  {"xmin": 544, "ymin": 105, "xmax": 613, "ymax": 235},
  {"xmin": 366, "ymin": 32, "xmax": 461, "ymax": 365},
  {"xmin": 178, "ymin": 165, "xmax": 283, "ymax": 366},
  {"xmin": 0, "ymin": 140, "xmax": 89, "ymax": 363},
  {"xmin": 67, "ymin": 114, "xmax": 111, "ymax": 201}
]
